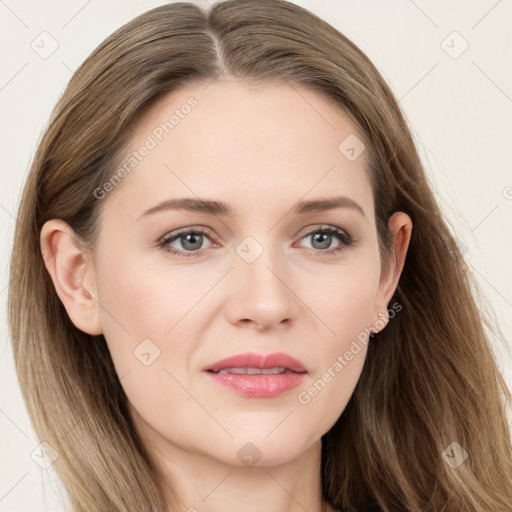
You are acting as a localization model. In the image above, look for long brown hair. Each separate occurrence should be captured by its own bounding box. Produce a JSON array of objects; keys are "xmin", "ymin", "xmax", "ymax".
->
[{"xmin": 8, "ymin": 1, "xmax": 512, "ymax": 510}]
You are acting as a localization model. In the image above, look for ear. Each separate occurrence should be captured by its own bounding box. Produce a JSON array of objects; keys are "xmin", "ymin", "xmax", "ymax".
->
[
  {"xmin": 370, "ymin": 211, "xmax": 412, "ymax": 334},
  {"xmin": 40, "ymin": 219, "xmax": 103, "ymax": 335}
]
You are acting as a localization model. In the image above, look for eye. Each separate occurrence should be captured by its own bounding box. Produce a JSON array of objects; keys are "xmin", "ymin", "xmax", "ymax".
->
[
  {"xmin": 158, "ymin": 225, "xmax": 354, "ymax": 258},
  {"xmin": 158, "ymin": 227, "xmax": 216, "ymax": 257},
  {"xmin": 297, "ymin": 225, "xmax": 354, "ymax": 255}
]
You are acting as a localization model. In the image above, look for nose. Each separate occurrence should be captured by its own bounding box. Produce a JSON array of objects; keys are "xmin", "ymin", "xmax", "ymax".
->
[{"xmin": 224, "ymin": 241, "xmax": 300, "ymax": 331}]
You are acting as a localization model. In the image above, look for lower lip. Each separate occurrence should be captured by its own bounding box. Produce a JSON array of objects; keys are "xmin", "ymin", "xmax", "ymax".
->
[{"xmin": 204, "ymin": 371, "xmax": 307, "ymax": 398}]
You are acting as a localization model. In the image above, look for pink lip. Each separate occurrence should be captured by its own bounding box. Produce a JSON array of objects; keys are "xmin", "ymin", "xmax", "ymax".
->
[
  {"xmin": 203, "ymin": 351, "xmax": 308, "ymax": 398},
  {"xmin": 204, "ymin": 351, "xmax": 307, "ymax": 373}
]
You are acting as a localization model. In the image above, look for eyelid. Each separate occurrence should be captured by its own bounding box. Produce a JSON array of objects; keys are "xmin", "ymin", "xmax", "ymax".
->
[
  {"xmin": 158, "ymin": 225, "xmax": 218, "ymax": 248},
  {"xmin": 296, "ymin": 224, "xmax": 353, "ymax": 249},
  {"xmin": 298, "ymin": 224, "xmax": 351, "ymax": 239}
]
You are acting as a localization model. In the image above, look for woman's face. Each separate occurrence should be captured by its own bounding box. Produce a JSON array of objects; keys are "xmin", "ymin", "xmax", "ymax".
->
[{"xmin": 59, "ymin": 80, "xmax": 408, "ymax": 467}]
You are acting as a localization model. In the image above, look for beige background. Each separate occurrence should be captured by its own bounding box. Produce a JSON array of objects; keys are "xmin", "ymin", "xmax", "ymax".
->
[{"xmin": 1, "ymin": 0, "xmax": 511, "ymax": 510}]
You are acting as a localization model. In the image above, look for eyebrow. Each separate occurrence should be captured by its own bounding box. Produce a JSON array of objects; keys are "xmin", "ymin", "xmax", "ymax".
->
[{"xmin": 137, "ymin": 195, "xmax": 366, "ymax": 220}]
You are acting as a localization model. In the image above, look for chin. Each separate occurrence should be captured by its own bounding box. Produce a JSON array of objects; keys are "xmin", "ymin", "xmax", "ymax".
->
[{"xmin": 218, "ymin": 431, "xmax": 316, "ymax": 468}]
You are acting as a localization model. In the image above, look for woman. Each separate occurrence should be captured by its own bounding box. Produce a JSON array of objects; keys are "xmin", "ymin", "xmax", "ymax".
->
[{"xmin": 8, "ymin": 0, "xmax": 512, "ymax": 511}]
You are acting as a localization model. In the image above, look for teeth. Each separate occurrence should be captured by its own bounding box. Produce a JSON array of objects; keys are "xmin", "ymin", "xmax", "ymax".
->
[{"xmin": 217, "ymin": 366, "xmax": 288, "ymax": 375}]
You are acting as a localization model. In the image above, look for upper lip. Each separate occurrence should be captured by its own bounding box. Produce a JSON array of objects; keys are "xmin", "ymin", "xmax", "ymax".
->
[{"xmin": 204, "ymin": 351, "xmax": 308, "ymax": 373}]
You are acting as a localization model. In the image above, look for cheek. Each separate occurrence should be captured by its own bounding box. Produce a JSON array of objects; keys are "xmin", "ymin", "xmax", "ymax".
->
[
  {"xmin": 94, "ymin": 263, "xmax": 186, "ymax": 427},
  {"xmin": 299, "ymin": 255, "xmax": 379, "ymax": 417},
  {"xmin": 311, "ymin": 252, "xmax": 381, "ymax": 336},
  {"xmin": 94, "ymin": 253, "xmax": 206, "ymax": 404},
  {"xmin": 97, "ymin": 244, "xmax": 195, "ymax": 335},
  {"xmin": 94, "ymin": 257, "xmax": 173, "ymax": 373}
]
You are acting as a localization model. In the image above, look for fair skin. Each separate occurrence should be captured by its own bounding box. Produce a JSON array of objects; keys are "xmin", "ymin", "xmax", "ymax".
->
[{"xmin": 41, "ymin": 80, "xmax": 412, "ymax": 512}]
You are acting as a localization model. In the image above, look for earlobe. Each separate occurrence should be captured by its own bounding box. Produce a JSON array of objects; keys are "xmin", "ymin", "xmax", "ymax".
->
[
  {"xmin": 40, "ymin": 219, "xmax": 103, "ymax": 335},
  {"xmin": 371, "ymin": 212, "xmax": 413, "ymax": 333}
]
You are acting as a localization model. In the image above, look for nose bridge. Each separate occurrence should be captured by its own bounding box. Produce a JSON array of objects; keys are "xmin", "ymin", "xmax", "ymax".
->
[
  {"xmin": 236, "ymin": 232, "xmax": 287, "ymax": 294},
  {"xmin": 228, "ymin": 232, "xmax": 298, "ymax": 327}
]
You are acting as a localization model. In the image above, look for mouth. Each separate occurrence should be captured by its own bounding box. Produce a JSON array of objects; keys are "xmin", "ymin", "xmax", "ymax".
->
[
  {"xmin": 207, "ymin": 367, "xmax": 301, "ymax": 375},
  {"xmin": 203, "ymin": 351, "xmax": 308, "ymax": 374},
  {"xmin": 203, "ymin": 352, "xmax": 308, "ymax": 398}
]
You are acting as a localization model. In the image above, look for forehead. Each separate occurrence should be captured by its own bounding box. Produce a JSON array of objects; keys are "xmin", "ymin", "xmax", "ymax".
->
[{"xmin": 103, "ymin": 79, "xmax": 373, "ymax": 222}]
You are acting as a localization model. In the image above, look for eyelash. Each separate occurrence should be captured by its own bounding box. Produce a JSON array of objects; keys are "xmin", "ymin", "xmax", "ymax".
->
[{"xmin": 158, "ymin": 225, "xmax": 354, "ymax": 258}]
